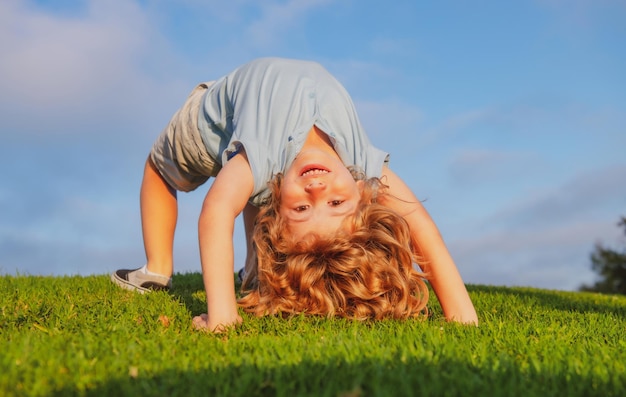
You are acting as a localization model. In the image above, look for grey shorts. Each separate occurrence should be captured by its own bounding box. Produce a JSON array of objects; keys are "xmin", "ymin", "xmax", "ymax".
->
[{"xmin": 149, "ymin": 82, "xmax": 221, "ymax": 192}]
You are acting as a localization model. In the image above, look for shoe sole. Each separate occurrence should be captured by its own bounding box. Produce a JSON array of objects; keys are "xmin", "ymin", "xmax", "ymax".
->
[{"xmin": 110, "ymin": 272, "xmax": 151, "ymax": 294}]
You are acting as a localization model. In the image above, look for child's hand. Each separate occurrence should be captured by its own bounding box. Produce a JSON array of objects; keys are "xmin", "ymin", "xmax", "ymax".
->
[
  {"xmin": 192, "ymin": 313, "xmax": 242, "ymax": 332},
  {"xmin": 192, "ymin": 313, "xmax": 211, "ymax": 331}
]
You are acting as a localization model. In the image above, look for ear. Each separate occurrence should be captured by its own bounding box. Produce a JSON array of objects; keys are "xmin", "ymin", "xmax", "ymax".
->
[{"xmin": 356, "ymin": 179, "xmax": 365, "ymax": 191}]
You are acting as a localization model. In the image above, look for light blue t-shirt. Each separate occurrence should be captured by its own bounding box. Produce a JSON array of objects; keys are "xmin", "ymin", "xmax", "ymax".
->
[{"xmin": 197, "ymin": 57, "xmax": 389, "ymax": 206}]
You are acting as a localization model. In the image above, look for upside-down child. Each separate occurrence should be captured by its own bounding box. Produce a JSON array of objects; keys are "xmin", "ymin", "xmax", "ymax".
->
[{"xmin": 111, "ymin": 57, "xmax": 478, "ymax": 330}]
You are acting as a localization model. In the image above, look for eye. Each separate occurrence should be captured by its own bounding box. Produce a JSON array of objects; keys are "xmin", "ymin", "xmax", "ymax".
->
[
  {"xmin": 329, "ymin": 200, "xmax": 344, "ymax": 206},
  {"xmin": 295, "ymin": 205, "xmax": 309, "ymax": 212}
]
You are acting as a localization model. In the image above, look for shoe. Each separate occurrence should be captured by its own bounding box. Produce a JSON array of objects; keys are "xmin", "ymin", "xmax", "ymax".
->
[
  {"xmin": 111, "ymin": 267, "xmax": 172, "ymax": 293},
  {"xmin": 237, "ymin": 268, "xmax": 246, "ymax": 284}
]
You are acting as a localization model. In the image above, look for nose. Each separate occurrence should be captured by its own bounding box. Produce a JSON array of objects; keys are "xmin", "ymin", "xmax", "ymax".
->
[{"xmin": 304, "ymin": 181, "xmax": 326, "ymax": 194}]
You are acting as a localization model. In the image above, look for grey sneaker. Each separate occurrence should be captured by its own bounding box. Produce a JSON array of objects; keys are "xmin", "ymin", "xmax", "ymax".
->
[
  {"xmin": 111, "ymin": 267, "xmax": 172, "ymax": 293},
  {"xmin": 237, "ymin": 268, "xmax": 246, "ymax": 284}
]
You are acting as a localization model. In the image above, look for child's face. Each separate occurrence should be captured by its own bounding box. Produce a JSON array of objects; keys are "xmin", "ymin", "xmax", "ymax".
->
[{"xmin": 280, "ymin": 148, "xmax": 362, "ymax": 240}]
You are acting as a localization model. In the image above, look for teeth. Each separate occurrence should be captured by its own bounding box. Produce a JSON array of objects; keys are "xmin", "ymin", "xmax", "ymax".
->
[{"xmin": 302, "ymin": 168, "xmax": 329, "ymax": 177}]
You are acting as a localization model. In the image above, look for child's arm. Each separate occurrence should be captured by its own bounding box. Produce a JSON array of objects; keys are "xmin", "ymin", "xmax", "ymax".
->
[
  {"xmin": 193, "ymin": 152, "xmax": 254, "ymax": 332},
  {"xmin": 379, "ymin": 167, "xmax": 478, "ymax": 325}
]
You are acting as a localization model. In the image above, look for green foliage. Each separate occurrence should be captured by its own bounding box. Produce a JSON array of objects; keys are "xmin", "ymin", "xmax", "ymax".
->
[
  {"xmin": 1, "ymin": 273, "xmax": 625, "ymax": 397},
  {"xmin": 581, "ymin": 216, "xmax": 626, "ymax": 295}
]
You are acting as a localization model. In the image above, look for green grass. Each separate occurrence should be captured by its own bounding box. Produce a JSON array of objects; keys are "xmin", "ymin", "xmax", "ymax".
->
[{"xmin": 1, "ymin": 273, "xmax": 625, "ymax": 397}]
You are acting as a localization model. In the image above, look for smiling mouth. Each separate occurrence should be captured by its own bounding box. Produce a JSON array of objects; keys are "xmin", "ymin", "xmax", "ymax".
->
[{"xmin": 300, "ymin": 165, "xmax": 330, "ymax": 177}]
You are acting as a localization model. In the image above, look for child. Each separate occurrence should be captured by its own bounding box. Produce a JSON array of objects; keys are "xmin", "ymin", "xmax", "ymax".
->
[{"xmin": 111, "ymin": 57, "xmax": 478, "ymax": 330}]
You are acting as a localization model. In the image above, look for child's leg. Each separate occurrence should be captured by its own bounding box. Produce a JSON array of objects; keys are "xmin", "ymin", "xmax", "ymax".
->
[
  {"xmin": 113, "ymin": 81, "xmax": 216, "ymax": 292},
  {"xmin": 111, "ymin": 155, "xmax": 176, "ymax": 292},
  {"xmin": 141, "ymin": 156, "xmax": 178, "ymax": 277}
]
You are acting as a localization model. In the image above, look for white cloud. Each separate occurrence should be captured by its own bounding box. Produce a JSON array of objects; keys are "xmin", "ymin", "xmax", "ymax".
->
[
  {"xmin": 369, "ymin": 37, "xmax": 421, "ymax": 58},
  {"xmin": 0, "ymin": 0, "xmax": 146, "ymax": 103},
  {"xmin": 353, "ymin": 98, "xmax": 423, "ymax": 143},
  {"xmin": 0, "ymin": 187, "xmax": 249, "ymax": 277},
  {"xmin": 451, "ymin": 218, "xmax": 618, "ymax": 290},
  {"xmin": 0, "ymin": 0, "xmax": 188, "ymax": 141},
  {"xmin": 535, "ymin": 0, "xmax": 626, "ymax": 29},
  {"xmin": 449, "ymin": 164, "xmax": 626, "ymax": 290},
  {"xmin": 245, "ymin": 0, "xmax": 335, "ymax": 49},
  {"xmin": 446, "ymin": 148, "xmax": 543, "ymax": 186},
  {"xmin": 324, "ymin": 58, "xmax": 405, "ymax": 95},
  {"xmin": 485, "ymin": 164, "xmax": 626, "ymax": 232},
  {"xmin": 416, "ymin": 108, "xmax": 495, "ymax": 150}
]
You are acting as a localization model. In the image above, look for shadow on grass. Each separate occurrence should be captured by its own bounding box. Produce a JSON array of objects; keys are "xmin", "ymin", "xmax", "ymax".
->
[
  {"xmin": 55, "ymin": 352, "xmax": 622, "ymax": 397},
  {"xmin": 468, "ymin": 284, "xmax": 626, "ymax": 318},
  {"xmin": 167, "ymin": 274, "xmax": 626, "ymax": 321},
  {"xmin": 168, "ymin": 272, "xmax": 240, "ymax": 316}
]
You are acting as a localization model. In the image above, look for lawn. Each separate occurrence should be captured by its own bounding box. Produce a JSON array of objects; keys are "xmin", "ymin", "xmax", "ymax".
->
[{"xmin": 1, "ymin": 273, "xmax": 624, "ymax": 396}]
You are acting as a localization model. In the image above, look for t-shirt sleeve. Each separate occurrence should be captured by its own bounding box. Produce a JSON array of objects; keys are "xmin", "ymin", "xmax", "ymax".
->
[{"xmin": 222, "ymin": 138, "xmax": 276, "ymax": 206}]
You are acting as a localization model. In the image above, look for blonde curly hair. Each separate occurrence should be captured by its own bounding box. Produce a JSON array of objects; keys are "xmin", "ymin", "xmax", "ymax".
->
[{"xmin": 237, "ymin": 169, "xmax": 429, "ymax": 320}]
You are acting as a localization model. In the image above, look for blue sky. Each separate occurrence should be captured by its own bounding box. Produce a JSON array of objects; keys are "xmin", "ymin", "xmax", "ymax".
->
[{"xmin": 1, "ymin": 0, "xmax": 625, "ymax": 291}]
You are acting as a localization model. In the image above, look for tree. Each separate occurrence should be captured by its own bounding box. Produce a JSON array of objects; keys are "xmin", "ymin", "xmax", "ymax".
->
[{"xmin": 580, "ymin": 216, "xmax": 626, "ymax": 295}]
